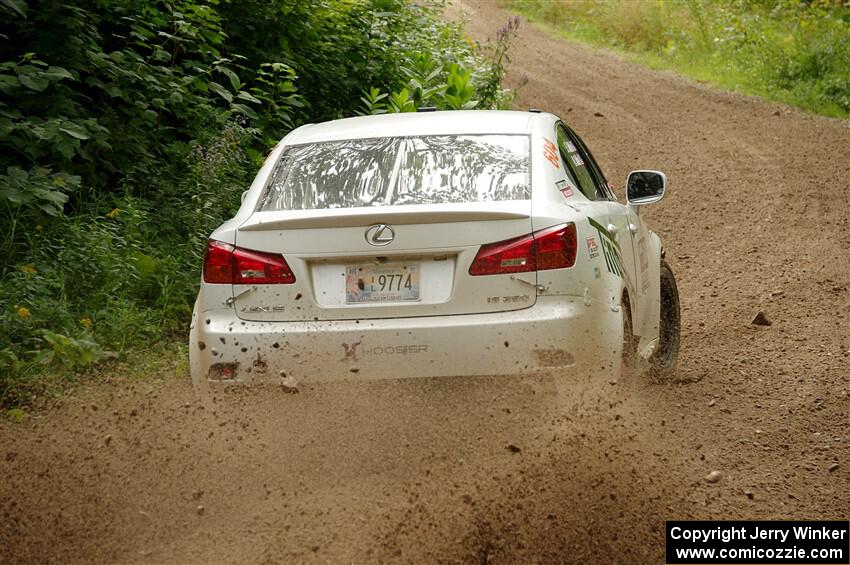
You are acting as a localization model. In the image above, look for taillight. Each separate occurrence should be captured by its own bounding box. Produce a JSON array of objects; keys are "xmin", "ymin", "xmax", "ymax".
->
[
  {"xmin": 469, "ymin": 223, "xmax": 577, "ymax": 276},
  {"xmin": 203, "ymin": 240, "xmax": 234, "ymax": 283},
  {"xmin": 232, "ymin": 247, "xmax": 295, "ymax": 284},
  {"xmin": 202, "ymin": 240, "xmax": 296, "ymax": 284},
  {"xmin": 534, "ymin": 223, "xmax": 578, "ymax": 270}
]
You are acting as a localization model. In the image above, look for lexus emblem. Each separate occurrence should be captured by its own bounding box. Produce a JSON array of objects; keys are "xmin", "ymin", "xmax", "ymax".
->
[{"xmin": 365, "ymin": 224, "xmax": 395, "ymax": 246}]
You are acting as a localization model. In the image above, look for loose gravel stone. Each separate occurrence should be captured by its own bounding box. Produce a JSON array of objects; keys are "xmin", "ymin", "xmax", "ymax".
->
[{"xmin": 751, "ymin": 311, "xmax": 771, "ymax": 326}]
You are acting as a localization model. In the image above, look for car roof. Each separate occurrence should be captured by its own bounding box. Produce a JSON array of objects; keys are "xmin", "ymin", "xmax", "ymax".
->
[{"xmin": 283, "ymin": 110, "xmax": 550, "ymax": 145}]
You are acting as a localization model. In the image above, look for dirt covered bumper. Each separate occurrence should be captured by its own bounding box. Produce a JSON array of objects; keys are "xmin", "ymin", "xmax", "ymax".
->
[{"xmin": 189, "ymin": 296, "xmax": 621, "ymax": 387}]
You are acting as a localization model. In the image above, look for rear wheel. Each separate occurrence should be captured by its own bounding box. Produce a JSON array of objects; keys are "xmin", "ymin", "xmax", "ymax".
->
[
  {"xmin": 621, "ymin": 293, "xmax": 637, "ymax": 379},
  {"xmin": 648, "ymin": 259, "xmax": 681, "ymax": 380}
]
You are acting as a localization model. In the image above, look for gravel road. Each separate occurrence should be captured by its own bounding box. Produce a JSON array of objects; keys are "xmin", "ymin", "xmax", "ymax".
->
[{"xmin": 1, "ymin": 2, "xmax": 848, "ymax": 562}]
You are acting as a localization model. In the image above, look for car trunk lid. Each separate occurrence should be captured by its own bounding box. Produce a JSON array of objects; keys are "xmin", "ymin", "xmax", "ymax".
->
[{"xmin": 232, "ymin": 201, "xmax": 536, "ymax": 322}]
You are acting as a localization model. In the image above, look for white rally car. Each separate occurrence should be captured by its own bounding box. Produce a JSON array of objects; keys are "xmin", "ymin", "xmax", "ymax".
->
[{"xmin": 189, "ymin": 110, "xmax": 680, "ymax": 387}]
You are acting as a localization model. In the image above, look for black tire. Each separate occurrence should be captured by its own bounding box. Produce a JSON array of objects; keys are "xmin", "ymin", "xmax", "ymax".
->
[
  {"xmin": 648, "ymin": 259, "xmax": 681, "ymax": 380},
  {"xmin": 621, "ymin": 293, "xmax": 638, "ymax": 379}
]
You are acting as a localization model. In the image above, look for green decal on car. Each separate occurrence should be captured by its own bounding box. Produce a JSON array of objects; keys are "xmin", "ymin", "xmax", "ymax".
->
[{"xmin": 588, "ymin": 217, "xmax": 625, "ymax": 278}]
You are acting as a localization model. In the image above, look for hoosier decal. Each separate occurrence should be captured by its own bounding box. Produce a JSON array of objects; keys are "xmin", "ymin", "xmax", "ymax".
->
[{"xmin": 588, "ymin": 217, "xmax": 626, "ymax": 278}]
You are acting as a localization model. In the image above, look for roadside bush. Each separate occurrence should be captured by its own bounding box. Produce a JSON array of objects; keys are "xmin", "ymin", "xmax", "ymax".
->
[{"xmin": 0, "ymin": 0, "xmax": 516, "ymax": 406}]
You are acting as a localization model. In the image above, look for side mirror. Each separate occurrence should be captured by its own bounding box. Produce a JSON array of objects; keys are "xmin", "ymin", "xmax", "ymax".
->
[
  {"xmin": 241, "ymin": 189, "xmax": 249, "ymax": 203},
  {"xmin": 626, "ymin": 170, "xmax": 667, "ymax": 205}
]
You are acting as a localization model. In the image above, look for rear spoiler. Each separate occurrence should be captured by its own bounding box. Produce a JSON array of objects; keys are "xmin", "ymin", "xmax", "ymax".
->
[{"xmin": 239, "ymin": 202, "xmax": 530, "ymax": 231}]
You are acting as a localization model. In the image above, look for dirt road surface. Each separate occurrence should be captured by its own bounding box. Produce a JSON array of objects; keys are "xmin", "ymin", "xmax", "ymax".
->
[{"xmin": 2, "ymin": 1, "xmax": 848, "ymax": 563}]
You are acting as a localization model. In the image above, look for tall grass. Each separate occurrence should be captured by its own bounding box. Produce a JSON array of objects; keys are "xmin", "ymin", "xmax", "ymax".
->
[{"xmin": 507, "ymin": 0, "xmax": 850, "ymax": 117}]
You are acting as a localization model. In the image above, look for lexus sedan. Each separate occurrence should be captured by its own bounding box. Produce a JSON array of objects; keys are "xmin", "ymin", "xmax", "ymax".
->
[{"xmin": 189, "ymin": 110, "xmax": 680, "ymax": 387}]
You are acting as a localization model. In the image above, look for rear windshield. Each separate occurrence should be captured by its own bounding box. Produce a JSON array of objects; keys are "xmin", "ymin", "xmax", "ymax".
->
[{"xmin": 258, "ymin": 134, "xmax": 530, "ymax": 211}]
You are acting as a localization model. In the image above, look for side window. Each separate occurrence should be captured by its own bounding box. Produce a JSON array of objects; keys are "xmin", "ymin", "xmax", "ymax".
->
[
  {"xmin": 568, "ymin": 127, "xmax": 615, "ymax": 201},
  {"xmin": 556, "ymin": 124, "xmax": 601, "ymax": 200}
]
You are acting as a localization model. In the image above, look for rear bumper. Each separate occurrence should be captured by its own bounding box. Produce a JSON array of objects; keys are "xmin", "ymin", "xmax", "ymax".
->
[{"xmin": 189, "ymin": 296, "xmax": 621, "ymax": 387}]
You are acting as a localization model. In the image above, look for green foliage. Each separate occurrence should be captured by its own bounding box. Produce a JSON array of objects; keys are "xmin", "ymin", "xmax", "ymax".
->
[
  {"xmin": 0, "ymin": 0, "xmax": 515, "ymax": 407},
  {"xmin": 0, "ymin": 166, "xmax": 77, "ymax": 216},
  {"xmin": 508, "ymin": 0, "xmax": 850, "ymax": 117},
  {"xmin": 5, "ymin": 408, "xmax": 27, "ymax": 423},
  {"xmin": 443, "ymin": 65, "xmax": 478, "ymax": 110},
  {"xmin": 387, "ymin": 88, "xmax": 418, "ymax": 113},
  {"xmin": 34, "ymin": 330, "xmax": 111, "ymax": 370},
  {"xmin": 360, "ymin": 14, "xmax": 520, "ymax": 114},
  {"xmin": 359, "ymin": 87, "xmax": 390, "ymax": 115}
]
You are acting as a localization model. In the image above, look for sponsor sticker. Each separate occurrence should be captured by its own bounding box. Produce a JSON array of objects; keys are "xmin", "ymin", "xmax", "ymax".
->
[
  {"xmin": 556, "ymin": 179, "xmax": 574, "ymax": 198},
  {"xmin": 588, "ymin": 217, "xmax": 626, "ymax": 279},
  {"xmin": 586, "ymin": 235, "xmax": 600, "ymax": 258}
]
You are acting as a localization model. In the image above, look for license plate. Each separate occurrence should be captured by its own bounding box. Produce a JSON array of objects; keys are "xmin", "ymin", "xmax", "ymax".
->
[{"xmin": 345, "ymin": 263, "xmax": 420, "ymax": 303}]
